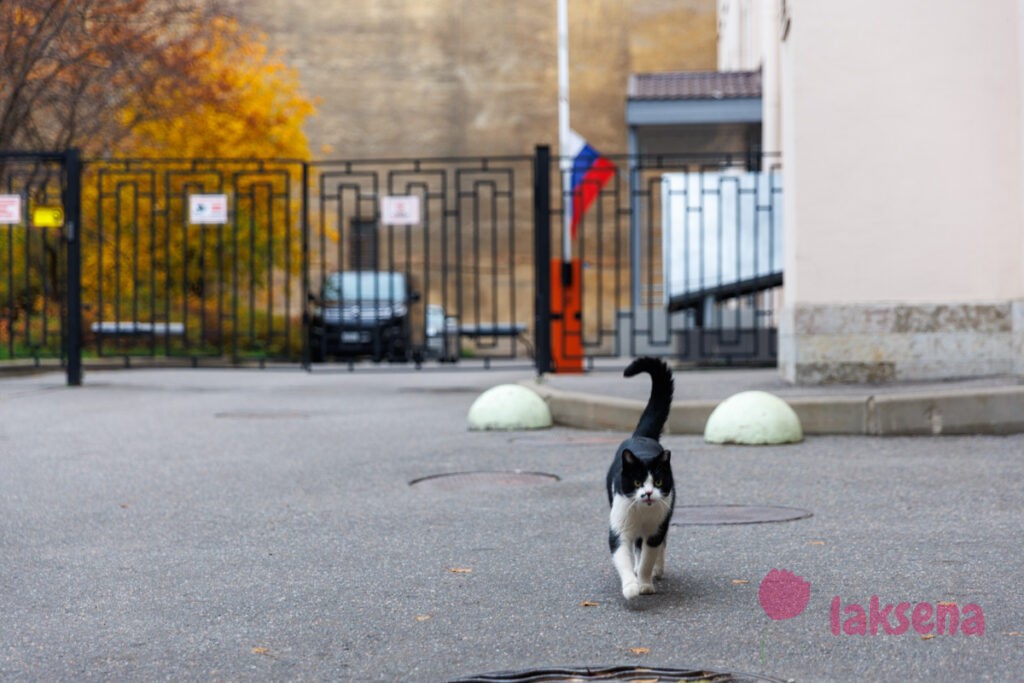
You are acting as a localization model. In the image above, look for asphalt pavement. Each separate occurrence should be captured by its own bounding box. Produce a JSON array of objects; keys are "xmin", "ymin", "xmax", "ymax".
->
[{"xmin": 1, "ymin": 365, "xmax": 1021, "ymax": 681}]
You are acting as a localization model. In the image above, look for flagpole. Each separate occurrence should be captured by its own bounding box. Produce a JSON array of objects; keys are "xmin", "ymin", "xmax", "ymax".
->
[{"xmin": 557, "ymin": 0, "xmax": 572, "ymax": 264}]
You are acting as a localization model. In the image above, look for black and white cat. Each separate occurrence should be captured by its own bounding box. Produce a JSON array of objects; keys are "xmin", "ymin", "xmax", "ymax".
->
[{"xmin": 606, "ymin": 356, "xmax": 675, "ymax": 599}]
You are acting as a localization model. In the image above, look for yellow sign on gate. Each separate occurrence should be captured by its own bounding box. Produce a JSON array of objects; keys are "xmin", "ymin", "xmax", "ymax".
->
[{"xmin": 32, "ymin": 206, "xmax": 64, "ymax": 228}]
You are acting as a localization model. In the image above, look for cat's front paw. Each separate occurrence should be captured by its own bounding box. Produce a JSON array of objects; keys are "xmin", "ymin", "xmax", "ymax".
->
[
  {"xmin": 622, "ymin": 580, "xmax": 641, "ymax": 599},
  {"xmin": 638, "ymin": 581, "xmax": 656, "ymax": 595}
]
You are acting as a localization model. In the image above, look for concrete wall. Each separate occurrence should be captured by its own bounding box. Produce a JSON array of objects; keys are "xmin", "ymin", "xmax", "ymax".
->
[
  {"xmin": 777, "ymin": 0, "xmax": 1024, "ymax": 382},
  {"xmin": 225, "ymin": 0, "xmax": 717, "ymax": 158}
]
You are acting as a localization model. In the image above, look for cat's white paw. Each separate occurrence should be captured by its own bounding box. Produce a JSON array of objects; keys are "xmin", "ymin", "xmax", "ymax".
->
[
  {"xmin": 622, "ymin": 580, "xmax": 641, "ymax": 599},
  {"xmin": 653, "ymin": 566, "xmax": 664, "ymax": 580},
  {"xmin": 638, "ymin": 581, "xmax": 656, "ymax": 595}
]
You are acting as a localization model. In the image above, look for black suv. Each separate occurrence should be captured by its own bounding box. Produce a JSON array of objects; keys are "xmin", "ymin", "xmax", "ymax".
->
[{"xmin": 307, "ymin": 270, "xmax": 418, "ymax": 362}]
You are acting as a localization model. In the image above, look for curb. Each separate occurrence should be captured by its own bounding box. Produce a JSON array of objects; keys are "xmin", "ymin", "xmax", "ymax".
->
[{"xmin": 521, "ymin": 379, "xmax": 1024, "ymax": 436}]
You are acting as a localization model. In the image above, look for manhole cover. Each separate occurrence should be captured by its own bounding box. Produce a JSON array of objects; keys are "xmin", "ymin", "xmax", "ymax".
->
[
  {"xmin": 449, "ymin": 666, "xmax": 786, "ymax": 682},
  {"xmin": 410, "ymin": 470, "xmax": 560, "ymax": 491},
  {"xmin": 215, "ymin": 410, "xmax": 311, "ymax": 419},
  {"xmin": 672, "ymin": 505, "xmax": 812, "ymax": 526}
]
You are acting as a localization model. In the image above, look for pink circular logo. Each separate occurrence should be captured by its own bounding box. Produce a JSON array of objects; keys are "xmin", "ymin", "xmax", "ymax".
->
[{"xmin": 758, "ymin": 568, "xmax": 811, "ymax": 620}]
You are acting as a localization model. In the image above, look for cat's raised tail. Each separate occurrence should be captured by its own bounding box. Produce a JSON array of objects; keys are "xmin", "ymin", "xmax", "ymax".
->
[{"xmin": 624, "ymin": 356, "xmax": 674, "ymax": 440}]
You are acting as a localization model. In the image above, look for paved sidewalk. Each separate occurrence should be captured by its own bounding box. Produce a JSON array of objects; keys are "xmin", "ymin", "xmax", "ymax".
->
[
  {"xmin": 527, "ymin": 363, "xmax": 1024, "ymax": 436},
  {"xmin": 1, "ymin": 367, "xmax": 1022, "ymax": 681}
]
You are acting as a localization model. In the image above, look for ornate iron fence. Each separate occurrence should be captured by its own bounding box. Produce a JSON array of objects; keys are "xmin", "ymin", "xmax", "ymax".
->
[{"xmin": 1, "ymin": 149, "xmax": 783, "ymax": 383}]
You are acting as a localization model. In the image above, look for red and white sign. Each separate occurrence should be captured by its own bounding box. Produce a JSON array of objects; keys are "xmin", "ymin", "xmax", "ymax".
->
[
  {"xmin": 188, "ymin": 194, "xmax": 228, "ymax": 224},
  {"xmin": 381, "ymin": 195, "xmax": 420, "ymax": 226},
  {"xmin": 0, "ymin": 194, "xmax": 22, "ymax": 224}
]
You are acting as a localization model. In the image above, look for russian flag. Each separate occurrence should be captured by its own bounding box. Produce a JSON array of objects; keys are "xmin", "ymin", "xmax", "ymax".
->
[{"xmin": 565, "ymin": 129, "xmax": 616, "ymax": 240}]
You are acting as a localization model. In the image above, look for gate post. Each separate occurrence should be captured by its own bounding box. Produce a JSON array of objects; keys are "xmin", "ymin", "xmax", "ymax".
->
[
  {"xmin": 64, "ymin": 149, "xmax": 82, "ymax": 386},
  {"xmin": 300, "ymin": 161, "xmax": 311, "ymax": 370},
  {"xmin": 533, "ymin": 145, "xmax": 553, "ymax": 375}
]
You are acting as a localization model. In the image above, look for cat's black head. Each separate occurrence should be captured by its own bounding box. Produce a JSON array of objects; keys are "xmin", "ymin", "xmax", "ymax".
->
[{"xmin": 609, "ymin": 439, "xmax": 673, "ymax": 507}]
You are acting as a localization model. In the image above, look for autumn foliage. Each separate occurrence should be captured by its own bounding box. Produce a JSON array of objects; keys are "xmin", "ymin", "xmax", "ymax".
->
[
  {"xmin": 1, "ymin": 1, "xmax": 316, "ymax": 359},
  {"xmin": 1, "ymin": 0, "xmax": 314, "ymax": 158},
  {"xmin": 117, "ymin": 15, "xmax": 314, "ymax": 159}
]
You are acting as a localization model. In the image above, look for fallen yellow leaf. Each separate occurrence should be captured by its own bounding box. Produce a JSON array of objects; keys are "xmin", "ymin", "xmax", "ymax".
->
[
  {"xmin": 629, "ymin": 646, "xmax": 650, "ymax": 655},
  {"xmin": 920, "ymin": 634, "xmax": 936, "ymax": 641},
  {"xmin": 731, "ymin": 579, "xmax": 749, "ymax": 584},
  {"xmin": 448, "ymin": 567, "xmax": 472, "ymax": 574},
  {"xmin": 415, "ymin": 614, "xmax": 432, "ymax": 622},
  {"xmin": 937, "ymin": 601, "xmax": 957, "ymax": 607},
  {"xmin": 808, "ymin": 540, "xmax": 826, "ymax": 546},
  {"xmin": 579, "ymin": 600, "xmax": 599, "ymax": 607},
  {"xmin": 251, "ymin": 647, "xmax": 270, "ymax": 656}
]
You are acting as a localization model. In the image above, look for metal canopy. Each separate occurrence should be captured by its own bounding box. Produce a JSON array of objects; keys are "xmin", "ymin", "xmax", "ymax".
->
[{"xmin": 627, "ymin": 96, "xmax": 762, "ymax": 126}]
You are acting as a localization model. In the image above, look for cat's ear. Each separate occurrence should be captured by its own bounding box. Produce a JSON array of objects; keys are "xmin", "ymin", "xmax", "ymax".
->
[
  {"xmin": 622, "ymin": 449, "xmax": 637, "ymax": 466},
  {"xmin": 658, "ymin": 449, "xmax": 671, "ymax": 464}
]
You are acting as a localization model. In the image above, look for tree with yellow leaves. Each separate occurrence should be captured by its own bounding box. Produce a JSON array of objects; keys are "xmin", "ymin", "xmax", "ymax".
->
[
  {"xmin": 1, "ymin": 0, "xmax": 314, "ymax": 157},
  {"xmin": 117, "ymin": 15, "xmax": 314, "ymax": 160},
  {"xmin": 1, "ymin": 1, "xmax": 316, "ymax": 359},
  {"xmin": 82, "ymin": 16, "xmax": 316, "ymax": 358}
]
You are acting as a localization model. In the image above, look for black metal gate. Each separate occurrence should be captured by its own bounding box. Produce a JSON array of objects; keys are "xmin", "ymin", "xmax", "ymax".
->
[
  {"xmin": 1, "ymin": 148, "xmax": 782, "ymax": 383},
  {"xmin": 0, "ymin": 150, "xmax": 82, "ymax": 384},
  {"xmin": 301, "ymin": 148, "xmax": 783, "ymax": 372},
  {"xmin": 304, "ymin": 156, "xmax": 537, "ymax": 367}
]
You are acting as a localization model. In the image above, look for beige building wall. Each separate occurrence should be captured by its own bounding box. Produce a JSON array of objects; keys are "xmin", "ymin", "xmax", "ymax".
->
[
  {"xmin": 777, "ymin": 0, "xmax": 1024, "ymax": 382},
  {"xmin": 226, "ymin": 0, "xmax": 717, "ymax": 158}
]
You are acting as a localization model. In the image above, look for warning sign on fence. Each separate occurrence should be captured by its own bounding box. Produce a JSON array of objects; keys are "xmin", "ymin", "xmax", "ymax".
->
[
  {"xmin": 0, "ymin": 194, "xmax": 22, "ymax": 224},
  {"xmin": 380, "ymin": 195, "xmax": 420, "ymax": 226},
  {"xmin": 188, "ymin": 194, "xmax": 228, "ymax": 224}
]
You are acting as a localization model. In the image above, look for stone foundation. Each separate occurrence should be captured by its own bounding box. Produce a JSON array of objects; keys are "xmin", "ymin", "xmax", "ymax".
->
[{"xmin": 779, "ymin": 301, "xmax": 1024, "ymax": 384}]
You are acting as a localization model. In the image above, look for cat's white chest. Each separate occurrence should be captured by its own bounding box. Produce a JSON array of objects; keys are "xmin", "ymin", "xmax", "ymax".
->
[{"xmin": 609, "ymin": 490, "xmax": 674, "ymax": 540}]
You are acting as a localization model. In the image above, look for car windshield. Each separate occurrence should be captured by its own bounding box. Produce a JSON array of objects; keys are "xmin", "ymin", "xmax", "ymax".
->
[{"xmin": 322, "ymin": 271, "xmax": 406, "ymax": 303}]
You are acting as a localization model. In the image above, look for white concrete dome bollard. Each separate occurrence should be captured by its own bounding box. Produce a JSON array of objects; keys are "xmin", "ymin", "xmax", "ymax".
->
[
  {"xmin": 467, "ymin": 384, "xmax": 553, "ymax": 431},
  {"xmin": 704, "ymin": 390, "xmax": 803, "ymax": 444}
]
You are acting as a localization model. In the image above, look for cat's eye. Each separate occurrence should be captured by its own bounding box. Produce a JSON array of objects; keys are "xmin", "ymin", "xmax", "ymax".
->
[
  {"xmin": 633, "ymin": 480, "xmax": 642, "ymax": 488},
  {"xmin": 654, "ymin": 479, "xmax": 663, "ymax": 487}
]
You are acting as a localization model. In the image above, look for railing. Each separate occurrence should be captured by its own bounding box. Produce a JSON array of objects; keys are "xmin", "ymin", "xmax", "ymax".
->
[{"xmin": 1, "ymin": 149, "xmax": 783, "ymax": 382}]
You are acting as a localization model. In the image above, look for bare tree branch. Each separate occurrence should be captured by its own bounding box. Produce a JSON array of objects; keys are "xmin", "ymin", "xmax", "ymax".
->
[{"xmin": 0, "ymin": 0, "xmax": 232, "ymax": 153}]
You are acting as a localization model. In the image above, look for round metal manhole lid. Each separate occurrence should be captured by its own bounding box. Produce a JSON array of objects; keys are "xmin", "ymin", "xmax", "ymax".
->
[
  {"xmin": 673, "ymin": 504, "xmax": 812, "ymax": 526},
  {"xmin": 449, "ymin": 665, "xmax": 787, "ymax": 682},
  {"xmin": 410, "ymin": 470, "xmax": 560, "ymax": 491}
]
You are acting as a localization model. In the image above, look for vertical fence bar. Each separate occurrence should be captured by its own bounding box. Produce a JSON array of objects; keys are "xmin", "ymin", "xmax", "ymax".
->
[
  {"xmin": 64, "ymin": 149, "xmax": 82, "ymax": 386},
  {"xmin": 300, "ymin": 161, "xmax": 311, "ymax": 369},
  {"xmin": 533, "ymin": 145, "xmax": 552, "ymax": 374}
]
